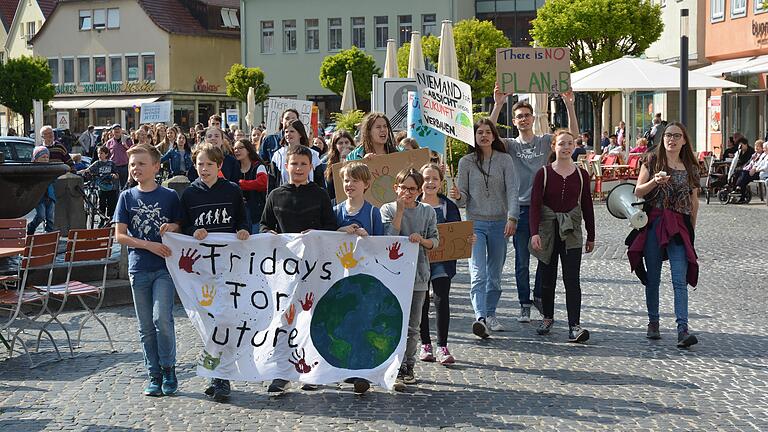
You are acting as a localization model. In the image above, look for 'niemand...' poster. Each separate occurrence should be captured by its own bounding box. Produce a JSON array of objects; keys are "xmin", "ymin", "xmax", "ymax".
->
[
  {"xmin": 163, "ymin": 232, "xmax": 418, "ymax": 390},
  {"xmin": 415, "ymin": 69, "xmax": 473, "ymax": 146}
]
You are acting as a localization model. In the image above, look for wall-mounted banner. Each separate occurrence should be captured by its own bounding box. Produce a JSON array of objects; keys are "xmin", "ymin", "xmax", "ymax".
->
[
  {"xmin": 265, "ymin": 98, "xmax": 313, "ymax": 134},
  {"xmin": 407, "ymin": 91, "xmax": 446, "ymax": 155},
  {"xmin": 163, "ymin": 231, "xmax": 418, "ymax": 389},
  {"xmin": 496, "ymin": 47, "xmax": 571, "ymax": 94},
  {"xmin": 414, "ymin": 69, "xmax": 473, "ymax": 146}
]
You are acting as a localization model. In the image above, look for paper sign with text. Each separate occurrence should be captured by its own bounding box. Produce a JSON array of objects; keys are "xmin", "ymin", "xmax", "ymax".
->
[
  {"xmin": 140, "ymin": 101, "xmax": 172, "ymax": 123},
  {"xmin": 332, "ymin": 148, "xmax": 431, "ymax": 207},
  {"xmin": 428, "ymin": 221, "xmax": 474, "ymax": 263},
  {"xmin": 407, "ymin": 91, "xmax": 447, "ymax": 155},
  {"xmin": 415, "ymin": 69, "xmax": 473, "ymax": 146},
  {"xmin": 265, "ymin": 98, "xmax": 313, "ymax": 134},
  {"xmin": 496, "ymin": 47, "xmax": 571, "ymax": 94},
  {"xmin": 163, "ymin": 232, "xmax": 418, "ymax": 389}
]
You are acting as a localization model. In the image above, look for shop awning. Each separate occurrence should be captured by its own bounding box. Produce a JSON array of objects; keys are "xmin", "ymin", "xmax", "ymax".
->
[
  {"xmin": 87, "ymin": 96, "xmax": 160, "ymax": 109},
  {"xmin": 50, "ymin": 98, "xmax": 98, "ymax": 110},
  {"xmin": 694, "ymin": 56, "xmax": 768, "ymax": 76},
  {"xmin": 738, "ymin": 54, "xmax": 768, "ymax": 75}
]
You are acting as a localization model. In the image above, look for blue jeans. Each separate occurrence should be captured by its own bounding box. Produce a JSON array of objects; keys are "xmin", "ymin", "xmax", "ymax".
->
[
  {"xmin": 27, "ymin": 198, "xmax": 55, "ymax": 234},
  {"xmin": 469, "ymin": 220, "xmax": 508, "ymax": 319},
  {"xmin": 129, "ymin": 269, "xmax": 177, "ymax": 377},
  {"xmin": 513, "ymin": 206, "xmax": 542, "ymax": 306},
  {"xmin": 643, "ymin": 218, "xmax": 689, "ymax": 332}
]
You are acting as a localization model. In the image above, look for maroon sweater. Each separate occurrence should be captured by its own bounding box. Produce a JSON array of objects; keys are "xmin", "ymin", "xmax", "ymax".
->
[{"xmin": 530, "ymin": 165, "xmax": 595, "ymax": 242}]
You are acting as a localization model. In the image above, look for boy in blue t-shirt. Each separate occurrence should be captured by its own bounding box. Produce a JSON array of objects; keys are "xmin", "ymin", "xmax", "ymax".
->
[
  {"xmin": 333, "ymin": 161, "xmax": 384, "ymax": 237},
  {"xmin": 114, "ymin": 144, "xmax": 183, "ymax": 398}
]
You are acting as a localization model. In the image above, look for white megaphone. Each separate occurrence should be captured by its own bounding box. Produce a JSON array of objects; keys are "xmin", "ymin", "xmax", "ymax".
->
[{"xmin": 606, "ymin": 183, "xmax": 648, "ymax": 229}]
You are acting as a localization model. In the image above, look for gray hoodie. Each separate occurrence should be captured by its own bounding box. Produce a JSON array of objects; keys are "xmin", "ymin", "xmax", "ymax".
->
[
  {"xmin": 380, "ymin": 202, "xmax": 439, "ymax": 291},
  {"xmin": 504, "ymin": 134, "xmax": 552, "ymax": 206}
]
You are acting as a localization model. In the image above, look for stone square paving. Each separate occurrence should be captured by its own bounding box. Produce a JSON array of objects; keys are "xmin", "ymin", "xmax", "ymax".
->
[{"xmin": 1, "ymin": 201, "xmax": 767, "ymax": 431}]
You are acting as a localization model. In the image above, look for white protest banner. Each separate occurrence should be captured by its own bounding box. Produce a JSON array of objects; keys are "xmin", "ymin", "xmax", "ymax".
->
[
  {"xmin": 163, "ymin": 231, "xmax": 418, "ymax": 389},
  {"xmin": 56, "ymin": 112, "xmax": 70, "ymax": 130},
  {"xmin": 265, "ymin": 98, "xmax": 313, "ymax": 133},
  {"xmin": 140, "ymin": 101, "xmax": 172, "ymax": 123},
  {"xmin": 496, "ymin": 47, "xmax": 571, "ymax": 94},
  {"xmin": 415, "ymin": 69, "xmax": 473, "ymax": 146}
]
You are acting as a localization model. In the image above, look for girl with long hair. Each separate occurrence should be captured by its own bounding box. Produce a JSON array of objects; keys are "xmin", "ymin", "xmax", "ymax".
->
[
  {"xmin": 324, "ymin": 130, "xmax": 356, "ymax": 201},
  {"xmin": 232, "ymin": 138, "xmax": 269, "ymax": 233},
  {"xmin": 271, "ymin": 119, "xmax": 323, "ymax": 186},
  {"xmin": 450, "ymin": 118, "xmax": 519, "ymax": 338},
  {"xmin": 346, "ymin": 112, "xmax": 398, "ymax": 160},
  {"xmin": 187, "ymin": 126, "xmax": 239, "ymax": 182},
  {"xmin": 160, "ymin": 128, "xmax": 193, "ymax": 176},
  {"xmin": 260, "ymin": 108, "xmax": 299, "ymax": 161}
]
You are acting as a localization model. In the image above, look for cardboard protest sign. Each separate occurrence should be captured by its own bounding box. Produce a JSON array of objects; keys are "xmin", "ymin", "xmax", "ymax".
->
[
  {"xmin": 496, "ymin": 47, "xmax": 571, "ymax": 94},
  {"xmin": 265, "ymin": 98, "xmax": 313, "ymax": 133},
  {"xmin": 163, "ymin": 231, "xmax": 418, "ymax": 389},
  {"xmin": 428, "ymin": 221, "xmax": 474, "ymax": 263},
  {"xmin": 332, "ymin": 148, "xmax": 431, "ymax": 207},
  {"xmin": 415, "ymin": 69, "xmax": 473, "ymax": 146},
  {"xmin": 407, "ymin": 91, "xmax": 446, "ymax": 155}
]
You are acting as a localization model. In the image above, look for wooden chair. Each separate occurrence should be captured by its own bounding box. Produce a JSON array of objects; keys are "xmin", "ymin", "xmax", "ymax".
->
[
  {"xmin": 0, "ymin": 218, "xmax": 27, "ymax": 350},
  {"xmin": 35, "ymin": 227, "xmax": 116, "ymax": 354},
  {"xmin": 0, "ymin": 231, "xmax": 62, "ymax": 368}
]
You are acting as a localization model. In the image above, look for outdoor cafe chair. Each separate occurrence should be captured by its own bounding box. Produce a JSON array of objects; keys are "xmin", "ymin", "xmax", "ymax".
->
[
  {"xmin": 0, "ymin": 231, "xmax": 62, "ymax": 368},
  {"xmin": 0, "ymin": 218, "xmax": 27, "ymax": 350}
]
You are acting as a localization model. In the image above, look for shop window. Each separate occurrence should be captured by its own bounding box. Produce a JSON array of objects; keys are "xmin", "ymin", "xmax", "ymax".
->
[
  {"xmin": 328, "ymin": 18, "xmax": 342, "ymax": 51},
  {"xmin": 126, "ymin": 55, "xmax": 139, "ymax": 82},
  {"xmin": 305, "ymin": 19, "xmax": 319, "ymax": 52},
  {"xmin": 398, "ymin": 15, "xmax": 412, "ymax": 46},
  {"xmin": 352, "ymin": 17, "xmax": 365, "ymax": 49},
  {"xmin": 375, "ymin": 16, "xmax": 388, "ymax": 49},
  {"xmin": 142, "ymin": 54, "xmax": 155, "ymax": 81},
  {"xmin": 711, "ymin": 0, "xmax": 724, "ymax": 22},
  {"xmin": 283, "ymin": 20, "xmax": 297, "ymax": 52},
  {"xmin": 110, "ymin": 56, "xmax": 122, "ymax": 82},
  {"xmin": 48, "ymin": 58, "xmax": 59, "ymax": 84},
  {"xmin": 107, "ymin": 9, "xmax": 120, "ymax": 28},
  {"xmin": 422, "ymin": 14, "xmax": 436, "ymax": 36},
  {"xmin": 94, "ymin": 57, "xmax": 106, "ymax": 82},
  {"xmin": 261, "ymin": 21, "xmax": 274, "ymax": 53},
  {"xmin": 757, "ymin": 0, "xmax": 768, "ymax": 14},
  {"xmin": 78, "ymin": 57, "xmax": 90, "ymax": 83},
  {"xmin": 732, "ymin": 0, "xmax": 747, "ymax": 18},
  {"xmin": 79, "ymin": 10, "xmax": 92, "ymax": 30},
  {"xmin": 93, "ymin": 9, "xmax": 106, "ymax": 30},
  {"xmin": 63, "ymin": 58, "xmax": 74, "ymax": 84}
]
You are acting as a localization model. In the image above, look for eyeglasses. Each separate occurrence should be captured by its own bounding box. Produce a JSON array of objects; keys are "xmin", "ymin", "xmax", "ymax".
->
[
  {"xmin": 515, "ymin": 113, "xmax": 533, "ymax": 120},
  {"xmin": 397, "ymin": 185, "xmax": 419, "ymax": 194},
  {"xmin": 663, "ymin": 133, "xmax": 683, "ymax": 140}
]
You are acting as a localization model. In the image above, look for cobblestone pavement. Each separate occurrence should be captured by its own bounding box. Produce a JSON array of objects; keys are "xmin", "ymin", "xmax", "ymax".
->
[{"xmin": 1, "ymin": 201, "xmax": 767, "ymax": 431}]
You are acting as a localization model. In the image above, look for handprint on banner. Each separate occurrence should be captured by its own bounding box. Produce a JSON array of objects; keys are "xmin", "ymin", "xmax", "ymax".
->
[
  {"xmin": 300, "ymin": 292, "xmax": 314, "ymax": 311},
  {"xmin": 285, "ymin": 303, "xmax": 296, "ymax": 325},
  {"xmin": 201, "ymin": 350, "xmax": 221, "ymax": 370},
  {"xmin": 288, "ymin": 348, "xmax": 318, "ymax": 373},
  {"xmin": 198, "ymin": 284, "xmax": 215, "ymax": 307},
  {"xmin": 387, "ymin": 241, "xmax": 403, "ymax": 260},
  {"xmin": 179, "ymin": 248, "xmax": 201, "ymax": 274},
  {"xmin": 336, "ymin": 242, "xmax": 364, "ymax": 269}
]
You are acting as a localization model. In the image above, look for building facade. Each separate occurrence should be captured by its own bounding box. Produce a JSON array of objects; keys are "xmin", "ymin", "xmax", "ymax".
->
[
  {"xmin": 31, "ymin": 0, "xmax": 241, "ymax": 134},
  {"xmin": 240, "ymin": 0, "xmax": 475, "ymax": 123}
]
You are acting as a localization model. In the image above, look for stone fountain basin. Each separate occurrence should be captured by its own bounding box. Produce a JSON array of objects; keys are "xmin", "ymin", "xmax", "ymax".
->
[{"xmin": 0, "ymin": 162, "xmax": 71, "ymax": 219}]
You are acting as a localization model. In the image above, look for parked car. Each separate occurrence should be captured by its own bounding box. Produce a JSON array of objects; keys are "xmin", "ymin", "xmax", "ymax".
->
[{"xmin": 0, "ymin": 136, "xmax": 36, "ymax": 162}]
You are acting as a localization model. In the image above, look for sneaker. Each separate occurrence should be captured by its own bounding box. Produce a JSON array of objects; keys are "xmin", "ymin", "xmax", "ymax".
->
[
  {"xmin": 677, "ymin": 330, "xmax": 698, "ymax": 348},
  {"xmin": 353, "ymin": 378, "xmax": 370, "ymax": 395},
  {"xmin": 204, "ymin": 378, "xmax": 217, "ymax": 396},
  {"xmin": 568, "ymin": 325, "xmax": 590, "ymax": 343},
  {"xmin": 393, "ymin": 365, "xmax": 407, "ymax": 392},
  {"xmin": 268, "ymin": 378, "xmax": 289, "ymax": 395},
  {"xmin": 402, "ymin": 364, "xmax": 416, "ymax": 385},
  {"xmin": 646, "ymin": 322, "xmax": 661, "ymax": 340},
  {"xmin": 517, "ymin": 305, "xmax": 532, "ymax": 323},
  {"xmin": 532, "ymin": 297, "xmax": 544, "ymax": 316},
  {"xmin": 160, "ymin": 366, "xmax": 178, "ymax": 395},
  {"xmin": 213, "ymin": 379, "xmax": 231, "ymax": 402},
  {"xmin": 301, "ymin": 384, "xmax": 319, "ymax": 391},
  {"xmin": 537, "ymin": 319, "xmax": 554, "ymax": 335},
  {"xmin": 419, "ymin": 343, "xmax": 435, "ymax": 362},
  {"xmin": 144, "ymin": 375, "xmax": 163, "ymax": 397},
  {"xmin": 436, "ymin": 346, "xmax": 455, "ymax": 365},
  {"xmin": 472, "ymin": 319, "xmax": 490, "ymax": 339},
  {"xmin": 487, "ymin": 316, "xmax": 505, "ymax": 332}
]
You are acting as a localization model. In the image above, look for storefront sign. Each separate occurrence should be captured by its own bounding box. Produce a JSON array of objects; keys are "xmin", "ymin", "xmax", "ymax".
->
[
  {"xmin": 753, "ymin": 19, "xmax": 768, "ymax": 43},
  {"xmin": 194, "ymin": 76, "xmax": 221, "ymax": 93},
  {"xmin": 496, "ymin": 47, "xmax": 571, "ymax": 94},
  {"xmin": 55, "ymin": 81, "xmax": 156, "ymax": 95},
  {"xmin": 709, "ymin": 96, "xmax": 721, "ymax": 132}
]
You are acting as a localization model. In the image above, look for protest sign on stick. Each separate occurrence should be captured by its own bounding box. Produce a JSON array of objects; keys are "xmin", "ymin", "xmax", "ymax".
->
[
  {"xmin": 331, "ymin": 148, "xmax": 431, "ymax": 207},
  {"xmin": 414, "ymin": 69, "xmax": 473, "ymax": 146},
  {"xmin": 163, "ymin": 231, "xmax": 418, "ymax": 389},
  {"xmin": 428, "ymin": 221, "xmax": 474, "ymax": 263},
  {"xmin": 407, "ymin": 91, "xmax": 446, "ymax": 155},
  {"xmin": 496, "ymin": 47, "xmax": 571, "ymax": 94},
  {"xmin": 265, "ymin": 98, "xmax": 313, "ymax": 133}
]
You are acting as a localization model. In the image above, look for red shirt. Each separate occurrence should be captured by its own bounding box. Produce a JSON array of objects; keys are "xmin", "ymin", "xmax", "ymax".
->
[{"xmin": 530, "ymin": 165, "xmax": 595, "ymax": 242}]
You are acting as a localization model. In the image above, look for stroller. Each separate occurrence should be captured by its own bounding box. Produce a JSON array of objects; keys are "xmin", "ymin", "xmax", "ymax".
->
[
  {"xmin": 704, "ymin": 157, "xmax": 730, "ymax": 204},
  {"xmin": 715, "ymin": 154, "xmax": 753, "ymax": 204}
]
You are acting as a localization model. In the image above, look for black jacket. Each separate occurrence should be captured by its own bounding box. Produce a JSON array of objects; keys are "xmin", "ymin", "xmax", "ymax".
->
[
  {"xmin": 259, "ymin": 182, "xmax": 337, "ymax": 234},
  {"xmin": 180, "ymin": 178, "xmax": 249, "ymax": 235},
  {"xmin": 417, "ymin": 193, "xmax": 461, "ymax": 279}
]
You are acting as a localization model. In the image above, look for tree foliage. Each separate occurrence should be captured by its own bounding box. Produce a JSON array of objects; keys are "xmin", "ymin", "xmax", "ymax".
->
[
  {"xmin": 225, "ymin": 63, "xmax": 270, "ymax": 104},
  {"xmin": 330, "ymin": 109, "xmax": 365, "ymax": 135},
  {"xmin": 0, "ymin": 56, "xmax": 55, "ymax": 134},
  {"xmin": 396, "ymin": 35, "xmax": 440, "ymax": 77},
  {"xmin": 319, "ymin": 47, "xmax": 380, "ymax": 102}
]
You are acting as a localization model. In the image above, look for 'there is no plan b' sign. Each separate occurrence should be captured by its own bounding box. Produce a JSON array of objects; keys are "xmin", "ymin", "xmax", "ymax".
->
[
  {"xmin": 414, "ymin": 69, "xmax": 474, "ymax": 146},
  {"xmin": 496, "ymin": 47, "xmax": 571, "ymax": 94}
]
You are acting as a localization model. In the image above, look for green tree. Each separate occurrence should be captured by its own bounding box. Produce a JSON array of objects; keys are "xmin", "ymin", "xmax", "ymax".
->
[
  {"xmin": 224, "ymin": 63, "xmax": 270, "ymax": 104},
  {"xmin": 531, "ymin": 0, "xmax": 663, "ymax": 149},
  {"xmin": 319, "ymin": 47, "xmax": 381, "ymax": 102},
  {"xmin": 0, "ymin": 56, "xmax": 55, "ymax": 135},
  {"xmin": 396, "ymin": 35, "xmax": 440, "ymax": 77}
]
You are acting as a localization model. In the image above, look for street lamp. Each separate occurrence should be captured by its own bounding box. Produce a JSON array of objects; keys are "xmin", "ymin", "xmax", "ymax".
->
[{"xmin": 680, "ymin": 8, "xmax": 689, "ymax": 127}]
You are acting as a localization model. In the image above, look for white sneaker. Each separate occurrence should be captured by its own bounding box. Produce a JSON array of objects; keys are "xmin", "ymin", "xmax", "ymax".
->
[{"xmin": 487, "ymin": 316, "xmax": 505, "ymax": 332}]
